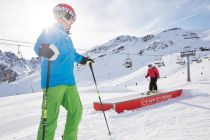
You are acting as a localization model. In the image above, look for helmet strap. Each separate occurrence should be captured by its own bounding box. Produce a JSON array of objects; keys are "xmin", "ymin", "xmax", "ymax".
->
[{"xmin": 61, "ymin": 17, "xmax": 72, "ymax": 34}]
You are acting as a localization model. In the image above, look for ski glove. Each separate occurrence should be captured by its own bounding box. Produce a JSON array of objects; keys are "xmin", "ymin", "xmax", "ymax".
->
[
  {"xmin": 80, "ymin": 57, "xmax": 94, "ymax": 65},
  {"xmin": 39, "ymin": 44, "xmax": 59, "ymax": 61}
]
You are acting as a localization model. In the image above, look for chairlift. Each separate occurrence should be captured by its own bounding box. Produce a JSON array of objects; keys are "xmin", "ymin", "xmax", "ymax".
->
[
  {"xmin": 138, "ymin": 50, "xmax": 144, "ymax": 55},
  {"xmin": 154, "ymin": 56, "xmax": 165, "ymax": 67},
  {"xmin": 196, "ymin": 59, "xmax": 202, "ymax": 63},
  {"xmin": 17, "ymin": 45, "xmax": 23, "ymax": 60},
  {"xmin": 176, "ymin": 60, "xmax": 185, "ymax": 65},
  {"xmin": 191, "ymin": 56, "xmax": 202, "ymax": 63},
  {"xmin": 154, "ymin": 62, "xmax": 163, "ymax": 67},
  {"xmin": 176, "ymin": 56, "xmax": 184, "ymax": 64},
  {"xmin": 123, "ymin": 54, "xmax": 132, "ymax": 69},
  {"xmin": 177, "ymin": 57, "xmax": 183, "ymax": 61}
]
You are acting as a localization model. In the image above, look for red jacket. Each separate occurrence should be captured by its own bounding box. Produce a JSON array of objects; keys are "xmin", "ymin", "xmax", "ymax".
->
[{"xmin": 145, "ymin": 67, "xmax": 160, "ymax": 78}]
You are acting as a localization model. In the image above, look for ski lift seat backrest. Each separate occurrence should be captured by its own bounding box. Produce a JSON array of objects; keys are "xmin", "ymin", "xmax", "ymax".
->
[
  {"xmin": 124, "ymin": 59, "xmax": 132, "ymax": 68},
  {"xmin": 154, "ymin": 62, "xmax": 163, "ymax": 67},
  {"xmin": 125, "ymin": 58, "xmax": 131, "ymax": 62},
  {"xmin": 123, "ymin": 58, "xmax": 131, "ymax": 64}
]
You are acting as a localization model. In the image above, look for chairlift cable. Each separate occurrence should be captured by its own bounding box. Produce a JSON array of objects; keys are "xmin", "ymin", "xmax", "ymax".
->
[
  {"xmin": 0, "ymin": 38, "xmax": 34, "ymax": 44},
  {"xmin": 0, "ymin": 42, "xmax": 33, "ymax": 47}
]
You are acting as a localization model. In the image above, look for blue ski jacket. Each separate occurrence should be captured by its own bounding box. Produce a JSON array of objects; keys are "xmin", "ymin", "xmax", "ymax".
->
[{"xmin": 34, "ymin": 23, "xmax": 83, "ymax": 89}]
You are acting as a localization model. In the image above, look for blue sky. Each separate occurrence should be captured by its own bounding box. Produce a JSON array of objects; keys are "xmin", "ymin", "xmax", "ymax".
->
[{"xmin": 0, "ymin": 0, "xmax": 209, "ymax": 58}]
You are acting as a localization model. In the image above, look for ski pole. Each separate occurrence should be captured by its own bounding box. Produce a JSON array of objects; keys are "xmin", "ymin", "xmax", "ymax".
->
[
  {"xmin": 159, "ymin": 76, "xmax": 167, "ymax": 79},
  {"xmin": 42, "ymin": 61, "xmax": 51, "ymax": 140},
  {"xmin": 146, "ymin": 77, "xmax": 150, "ymax": 82},
  {"xmin": 88, "ymin": 62, "xmax": 112, "ymax": 136}
]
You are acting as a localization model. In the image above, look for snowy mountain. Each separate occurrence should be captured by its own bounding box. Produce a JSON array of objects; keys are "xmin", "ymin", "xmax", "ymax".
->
[
  {"xmin": 0, "ymin": 28, "xmax": 210, "ymax": 96},
  {"xmin": 0, "ymin": 51, "xmax": 41, "ymax": 96},
  {"xmin": 75, "ymin": 28, "xmax": 210, "ymax": 85},
  {"xmin": 0, "ymin": 50, "xmax": 40, "ymax": 83}
]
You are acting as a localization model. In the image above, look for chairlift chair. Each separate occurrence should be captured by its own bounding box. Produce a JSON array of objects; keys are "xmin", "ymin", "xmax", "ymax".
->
[
  {"xmin": 17, "ymin": 45, "xmax": 23, "ymax": 60},
  {"xmin": 123, "ymin": 55, "xmax": 132, "ymax": 69},
  {"xmin": 196, "ymin": 59, "xmax": 202, "ymax": 63},
  {"xmin": 180, "ymin": 61, "xmax": 185, "ymax": 65},
  {"xmin": 154, "ymin": 56, "xmax": 165, "ymax": 67},
  {"xmin": 154, "ymin": 62, "xmax": 164, "ymax": 67}
]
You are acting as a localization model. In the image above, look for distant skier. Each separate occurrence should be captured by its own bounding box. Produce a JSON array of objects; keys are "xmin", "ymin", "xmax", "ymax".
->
[
  {"xmin": 34, "ymin": 3, "xmax": 94, "ymax": 140},
  {"xmin": 145, "ymin": 64, "xmax": 160, "ymax": 93}
]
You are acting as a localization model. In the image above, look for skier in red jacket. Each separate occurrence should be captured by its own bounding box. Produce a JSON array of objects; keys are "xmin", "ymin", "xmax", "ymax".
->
[{"xmin": 145, "ymin": 64, "xmax": 160, "ymax": 93}]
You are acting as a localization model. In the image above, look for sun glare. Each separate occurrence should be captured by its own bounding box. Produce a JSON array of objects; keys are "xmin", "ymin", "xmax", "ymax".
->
[
  {"xmin": 17, "ymin": 2, "xmax": 57, "ymax": 58},
  {"xmin": 25, "ymin": 3, "xmax": 56, "ymax": 35}
]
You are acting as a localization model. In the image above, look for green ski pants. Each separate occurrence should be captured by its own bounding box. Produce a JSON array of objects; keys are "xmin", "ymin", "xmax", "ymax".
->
[{"xmin": 37, "ymin": 85, "xmax": 83, "ymax": 140}]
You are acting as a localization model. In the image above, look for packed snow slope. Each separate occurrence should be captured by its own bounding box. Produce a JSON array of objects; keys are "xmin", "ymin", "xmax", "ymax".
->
[{"xmin": 0, "ymin": 55, "xmax": 210, "ymax": 140}]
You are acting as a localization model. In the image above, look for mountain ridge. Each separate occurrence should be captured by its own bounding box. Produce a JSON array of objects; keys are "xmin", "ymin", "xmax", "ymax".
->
[{"xmin": 0, "ymin": 27, "xmax": 210, "ymax": 96}]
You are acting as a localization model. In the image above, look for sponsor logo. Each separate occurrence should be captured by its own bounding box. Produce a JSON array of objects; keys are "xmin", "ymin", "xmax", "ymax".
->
[
  {"xmin": 141, "ymin": 95, "xmax": 172, "ymax": 107},
  {"xmin": 54, "ymin": 6, "xmax": 75, "ymax": 17}
]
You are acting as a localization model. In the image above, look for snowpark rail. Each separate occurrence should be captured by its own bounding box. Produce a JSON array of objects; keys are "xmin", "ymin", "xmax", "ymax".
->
[{"xmin": 94, "ymin": 89, "xmax": 182, "ymax": 113}]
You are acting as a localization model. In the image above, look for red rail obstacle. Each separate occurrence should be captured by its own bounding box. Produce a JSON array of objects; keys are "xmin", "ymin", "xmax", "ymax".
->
[{"xmin": 94, "ymin": 89, "xmax": 182, "ymax": 113}]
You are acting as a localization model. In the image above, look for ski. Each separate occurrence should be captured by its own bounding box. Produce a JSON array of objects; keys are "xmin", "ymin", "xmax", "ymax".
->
[{"xmin": 147, "ymin": 90, "xmax": 159, "ymax": 95}]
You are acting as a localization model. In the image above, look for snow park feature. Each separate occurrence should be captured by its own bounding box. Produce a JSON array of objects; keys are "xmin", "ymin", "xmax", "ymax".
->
[{"xmin": 94, "ymin": 90, "xmax": 182, "ymax": 113}]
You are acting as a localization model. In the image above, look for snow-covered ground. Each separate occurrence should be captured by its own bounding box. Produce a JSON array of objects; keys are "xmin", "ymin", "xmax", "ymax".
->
[
  {"xmin": 1, "ymin": 28, "xmax": 210, "ymax": 140},
  {"xmin": 0, "ymin": 56, "xmax": 210, "ymax": 140}
]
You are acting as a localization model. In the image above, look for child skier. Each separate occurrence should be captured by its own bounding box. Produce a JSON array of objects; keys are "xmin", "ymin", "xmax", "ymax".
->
[
  {"xmin": 145, "ymin": 64, "xmax": 160, "ymax": 93},
  {"xmin": 34, "ymin": 3, "xmax": 94, "ymax": 140}
]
